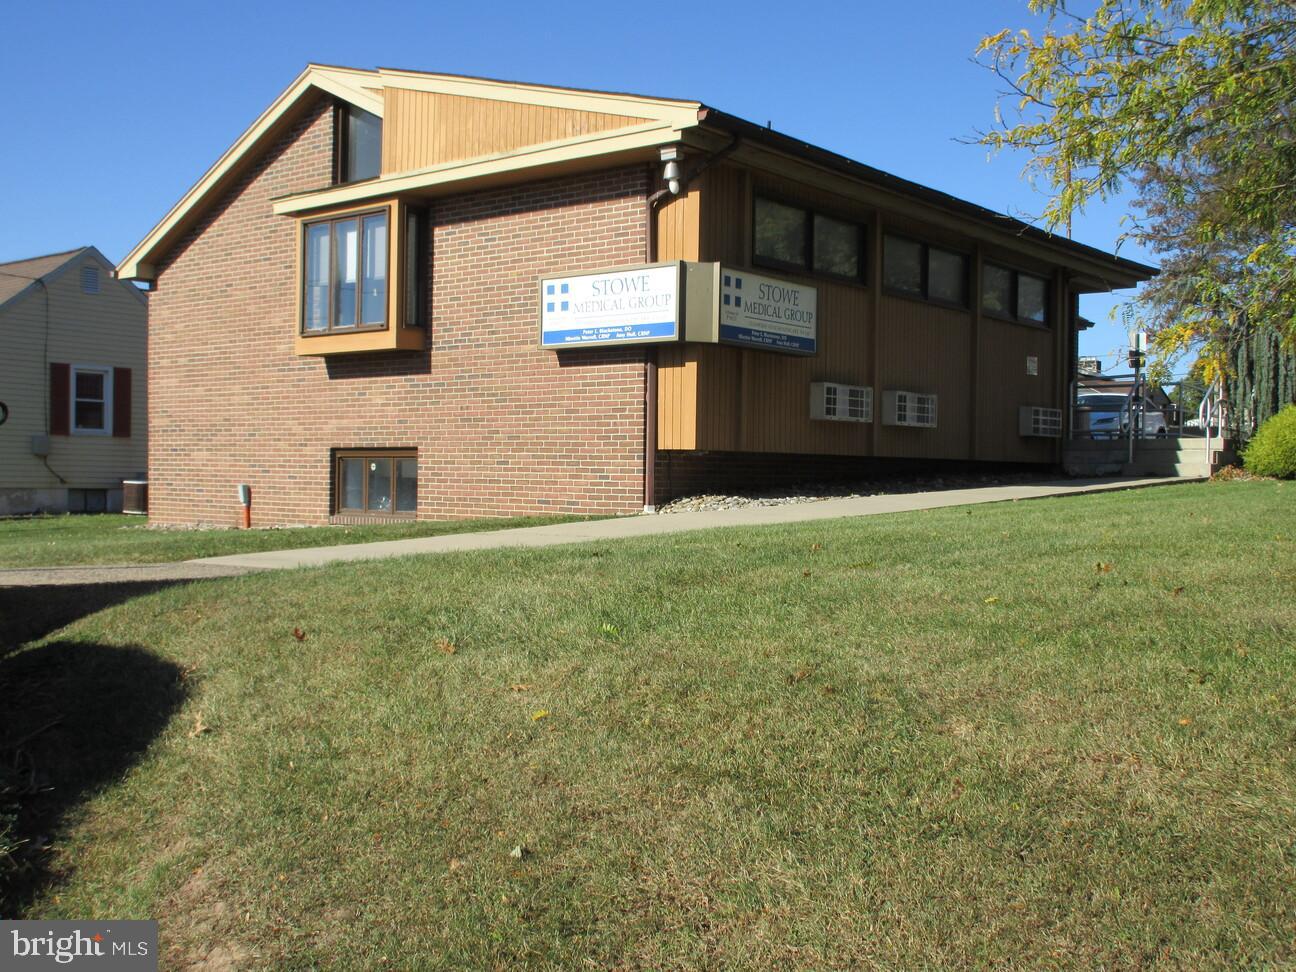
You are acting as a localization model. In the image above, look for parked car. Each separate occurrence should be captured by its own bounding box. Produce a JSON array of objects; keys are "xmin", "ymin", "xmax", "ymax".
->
[{"xmin": 1076, "ymin": 391, "xmax": 1168, "ymax": 438}]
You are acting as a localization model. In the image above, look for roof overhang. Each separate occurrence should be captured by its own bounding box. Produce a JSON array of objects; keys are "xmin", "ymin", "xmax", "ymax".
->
[
  {"xmin": 688, "ymin": 109, "xmax": 1157, "ymax": 292},
  {"xmin": 117, "ymin": 65, "xmax": 383, "ymax": 281},
  {"xmin": 272, "ymin": 121, "xmax": 684, "ymax": 216},
  {"xmin": 119, "ymin": 64, "xmax": 1152, "ymax": 292}
]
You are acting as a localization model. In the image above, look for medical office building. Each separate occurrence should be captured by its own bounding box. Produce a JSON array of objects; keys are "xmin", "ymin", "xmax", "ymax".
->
[{"xmin": 119, "ymin": 64, "xmax": 1154, "ymax": 526}]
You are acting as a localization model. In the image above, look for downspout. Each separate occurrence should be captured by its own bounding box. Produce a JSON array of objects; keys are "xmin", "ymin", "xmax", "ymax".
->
[
  {"xmin": 643, "ymin": 183, "xmax": 673, "ymax": 512},
  {"xmin": 642, "ymin": 135, "xmax": 741, "ymax": 512},
  {"xmin": 36, "ymin": 278, "xmax": 66, "ymax": 485}
]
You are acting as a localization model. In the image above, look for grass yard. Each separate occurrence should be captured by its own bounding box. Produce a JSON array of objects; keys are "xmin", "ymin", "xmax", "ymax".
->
[
  {"xmin": 0, "ymin": 512, "xmax": 600, "ymax": 568},
  {"xmin": 2, "ymin": 480, "xmax": 1293, "ymax": 968}
]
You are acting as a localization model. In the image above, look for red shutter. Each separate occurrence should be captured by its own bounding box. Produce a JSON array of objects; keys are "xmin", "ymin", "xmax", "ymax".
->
[
  {"xmin": 112, "ymin": 367, "xmax": 132, "ymax": 438},
  {"xmin": 50, "ymin": 363, "xmax": 70, "ymax": 435}
]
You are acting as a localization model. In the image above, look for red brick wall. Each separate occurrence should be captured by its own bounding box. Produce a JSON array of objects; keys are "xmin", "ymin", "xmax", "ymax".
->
[{"xmin": 148, "ymin": 97, "xmax": 649, "ymax": 526}]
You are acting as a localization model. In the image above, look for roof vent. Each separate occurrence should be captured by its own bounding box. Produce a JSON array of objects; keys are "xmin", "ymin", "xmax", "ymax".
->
[{"xmin": 80, "ymin": 265, "xmax": 100, "ymax": 294}]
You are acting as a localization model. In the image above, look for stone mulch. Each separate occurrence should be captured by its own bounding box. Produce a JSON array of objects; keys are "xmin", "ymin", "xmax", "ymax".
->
[{"xmin": 655, "ymin": 472, "xmax": 1055, "ymax": 514}]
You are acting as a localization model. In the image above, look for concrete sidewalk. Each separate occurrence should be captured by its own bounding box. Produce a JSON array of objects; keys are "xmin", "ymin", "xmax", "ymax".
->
[{"xmin": 193, "ymin": 476, "xmax": 1186, "ymax": 571}]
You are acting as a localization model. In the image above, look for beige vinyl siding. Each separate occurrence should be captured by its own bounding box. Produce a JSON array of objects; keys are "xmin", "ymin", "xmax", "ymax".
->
[{"xmin": 0, "ymin": 257, "xmax": 147, "ymax": 490}]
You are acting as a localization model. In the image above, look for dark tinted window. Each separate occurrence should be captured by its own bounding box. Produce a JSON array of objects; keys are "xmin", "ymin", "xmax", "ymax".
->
[
  {"xmin": 813, "ymin": 214, "xmax": 860, "ymax": 278},
  {"xmin": 982, "ymin": 263, "xmax": 1013, "ymax": 317},
  {"xmin": 928, "ymin": 247, "xmax": 967, "ymax": 305},
  {"xmin": 883, "ymin": 236, "xmax": 923, "ymax": 294},
  {"xmin": 754, "ymin": 198, "xmax": 809, "ymax": 267},
  {"xmin": 1017, "ymin": 273, "xmax": 1048, "ymax": 323}
]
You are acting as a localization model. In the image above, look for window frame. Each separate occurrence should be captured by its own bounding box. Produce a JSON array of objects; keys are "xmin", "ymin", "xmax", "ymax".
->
[
  {"xmin": 752, "ymin": 194, "xmax": 868, "ymax": 286},
  {"xmin": 70, "ymin": 363, "xmax": 113, "ymax": 436},
  {"xmin": 299, "ymin": 206, "xmax": 391, "ymax": 336},
  {"xmin": 882, "ymin": 233, "xmax": 971, "ymax": 310},
  {"xmin": 333, "ymin": 103, "xmax": 383, "ymax": 185},
  {"xmin": 980, "ymin": 261, "xmax": 1052, "ymax": 328},
  {"xmin": 333, "ymin": 449, "xmax": 417, "ymax": 518}
]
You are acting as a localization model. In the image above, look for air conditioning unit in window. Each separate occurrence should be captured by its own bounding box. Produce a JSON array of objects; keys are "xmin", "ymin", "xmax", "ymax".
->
[
  {"xmin": 810, "ymin": 382, "xmax": 873, "ymax": 423},
  {"xmin": 1019, "ymin": 405, "xmax": 1063, "ymax": 437},
  {"xmin": 882, "ymin": 390, "xmax": 937, "ymax": 428}
]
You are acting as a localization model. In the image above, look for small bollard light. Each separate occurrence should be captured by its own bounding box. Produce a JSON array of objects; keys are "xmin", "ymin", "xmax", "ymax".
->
[{"xmin": 237, "ymin": 483, "xmax": 251, "ymax": 528}]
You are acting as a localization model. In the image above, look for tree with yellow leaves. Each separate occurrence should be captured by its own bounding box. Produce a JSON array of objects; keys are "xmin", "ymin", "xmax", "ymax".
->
[{"xmin": 976, "ymin": 1, "xmax": 1296, "ymax": 398}]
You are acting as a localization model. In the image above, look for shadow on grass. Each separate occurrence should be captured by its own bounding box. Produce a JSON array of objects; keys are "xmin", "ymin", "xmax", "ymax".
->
[
  {"xmin": 0, "ymin": 581, "xmax": 188, "ymax": 654},
  {"xmin": 1, "ymin": 584, "xmax": 190, "ymax": 915}
]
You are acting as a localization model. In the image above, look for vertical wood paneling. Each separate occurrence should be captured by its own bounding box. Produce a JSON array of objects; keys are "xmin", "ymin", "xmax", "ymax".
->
[
  {"xmin": 973, "ymin": 318, "xmax": 1057, "ymax": 462},
  {"xmin": 380, "ymin": 89, "xmax": 652, "ymax": 174},
  {"xmin": 654, "ymin": 181, "xmax": 701, "ymax": 449},
  {"xmin": 874, "ymin": 296, "xmax": 974, "ymax": 460}
]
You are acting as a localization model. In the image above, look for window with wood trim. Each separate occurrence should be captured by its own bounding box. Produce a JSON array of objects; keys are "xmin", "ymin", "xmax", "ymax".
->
[
  {"xmin": 753, "ymin": 196, "xmax": 866, "ymax": 284},
  {"xmin": 402, "ymin": 207, "xmax": 428, "ymax": 329},
  {"xmin": 882, "ymin": 234, "xmax": 969, "ymax": 307},
  {"xmin": 982, "ymin": 263, "xmax": 1050, "ymax": 326},
  {"xmin": 335, "ymin": 105, "xmax": 382, "ymax": 184},
  {"xmin": 302, "ymin": 209, "xmax": 389, "ymax": 334},
  {"xmin": 335, "ymin": 450, "xmax": 417, "ymax": 516},
  {"xmin": 72, "ymin": 365, "xmax": 112, "ymax": 434}
]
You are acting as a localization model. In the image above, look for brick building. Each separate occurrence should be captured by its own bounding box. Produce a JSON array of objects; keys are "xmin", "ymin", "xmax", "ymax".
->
[{"xmin": 119, "ymin": 65, "xmax": 1154, "ymax": 526}]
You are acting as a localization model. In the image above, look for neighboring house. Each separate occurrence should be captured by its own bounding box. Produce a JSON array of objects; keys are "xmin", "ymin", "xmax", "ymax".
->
[
  {"xmin": 118, "ymin": 64, "xmax": 1155, "ymax": 527},
  {"xmin": 0, "ymin": 247, "xmax": 147, "ymax": 515}
]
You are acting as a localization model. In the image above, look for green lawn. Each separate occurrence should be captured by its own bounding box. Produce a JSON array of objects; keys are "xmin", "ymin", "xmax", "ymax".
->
[
  {"xmin": 2, "ymin": 480, "xmax": 1294, "ymax": 968},
  {"xmin": 0, "ymin": 512, "xmax": 600, "ymax": 567}
]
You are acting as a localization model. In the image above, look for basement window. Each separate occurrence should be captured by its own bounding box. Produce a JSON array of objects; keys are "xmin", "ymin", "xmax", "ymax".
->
[{"xmin": 335, "ymin": 450, "xmax": 417, "ymax": 516}]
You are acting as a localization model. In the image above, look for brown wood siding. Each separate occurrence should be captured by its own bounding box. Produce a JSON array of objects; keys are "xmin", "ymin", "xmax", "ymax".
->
[
  {"xmin": 658, "ymin": 158, "xmax": 1072, "ymax": 465},
  {"xmin": 381, "ymin": 89, "xmax": 652, "ymax": 174},
  {"xmin": 874, "ymin": 295, "xmax": 973, "ymax": 459},
  {"xmin": 654, "ymin": 181, "xmax": 701, "ymax": 450},
  {"xmin": 698, "ymin": 165, "xmax": 749, "ymax": 266},
  {"xmin": 973, "ymin": 319, "xmax": 1058, "ymax": 463}
]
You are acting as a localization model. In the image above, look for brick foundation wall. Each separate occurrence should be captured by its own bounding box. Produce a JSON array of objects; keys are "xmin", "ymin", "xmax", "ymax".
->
[{"xmin": 148, "ymin": 98, "xmax": 650, "ymax": 526}]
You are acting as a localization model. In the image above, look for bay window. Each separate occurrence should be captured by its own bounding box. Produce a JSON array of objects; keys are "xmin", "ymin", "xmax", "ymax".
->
[{"xmin": 302, "ymin": 209, "xmax": 388, "ymax": 334}]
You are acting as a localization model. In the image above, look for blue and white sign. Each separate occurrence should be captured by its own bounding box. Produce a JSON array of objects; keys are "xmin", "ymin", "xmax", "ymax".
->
[
  {"xmin": 540, "ymin": 264, "xmax": 681, "ymax": 349},
  {"xmin": 719, "ymin": 269, "xmax": 817, "ymax": 354}
]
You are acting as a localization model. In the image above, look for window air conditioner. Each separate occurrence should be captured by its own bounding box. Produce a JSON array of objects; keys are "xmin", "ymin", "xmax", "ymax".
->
[
  {"xmin": 810, "ymin": 382, "xmax": 873, "ymax": 423},
  {"xmin": 882, "ymin": 390, "xmax": 937, "ymax": 428}
]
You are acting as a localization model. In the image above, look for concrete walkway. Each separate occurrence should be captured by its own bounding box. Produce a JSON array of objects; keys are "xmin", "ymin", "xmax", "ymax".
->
[
  {"xmin": 0, "ymin": 477, "xmax": 1186, "ymax": 587},
  {"xmin": 193, "ymin": 475, "xmax": 1184, "ymax": 571}
]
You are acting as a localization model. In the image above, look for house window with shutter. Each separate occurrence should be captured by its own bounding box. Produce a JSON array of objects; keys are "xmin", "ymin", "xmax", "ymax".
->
[
  {"xmin": 72, "ymin": 365, "xmax": 112, "ymax": 434},
  {"xmin": 50, "ymin": 363, "xmax": 131, "ymax": 437}
]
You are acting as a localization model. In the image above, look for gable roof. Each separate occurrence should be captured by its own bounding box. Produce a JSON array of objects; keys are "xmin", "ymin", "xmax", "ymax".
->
[
  {"xmin": 118, "ymin": 64, "xmax": 701, "ymax": 282},
  {"xmin": 118, "ymin": 64, "xmax": 1156, "ymax": 289},
  {"xmin": 0, "ymin": 248, "xmax": 85, "ymax": 308},
  {"xmin": 0, "ymin": 247, "xmax": 146, "ymax": 314}
]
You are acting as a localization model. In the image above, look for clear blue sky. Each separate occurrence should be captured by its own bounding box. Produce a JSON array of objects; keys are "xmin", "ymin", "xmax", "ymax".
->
[{"xmin": 1, "ymin": 0, "xmax": 1155, "ymax": 367}]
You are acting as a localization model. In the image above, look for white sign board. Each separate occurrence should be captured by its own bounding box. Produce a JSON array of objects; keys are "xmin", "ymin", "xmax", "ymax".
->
[
  {"xmin": 719, "ymin": 268, "xmax": 817, "ymax": 355},
  {"xmin": 540, "ymin": 264, "xmax": 680, "ymax": 349}
]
